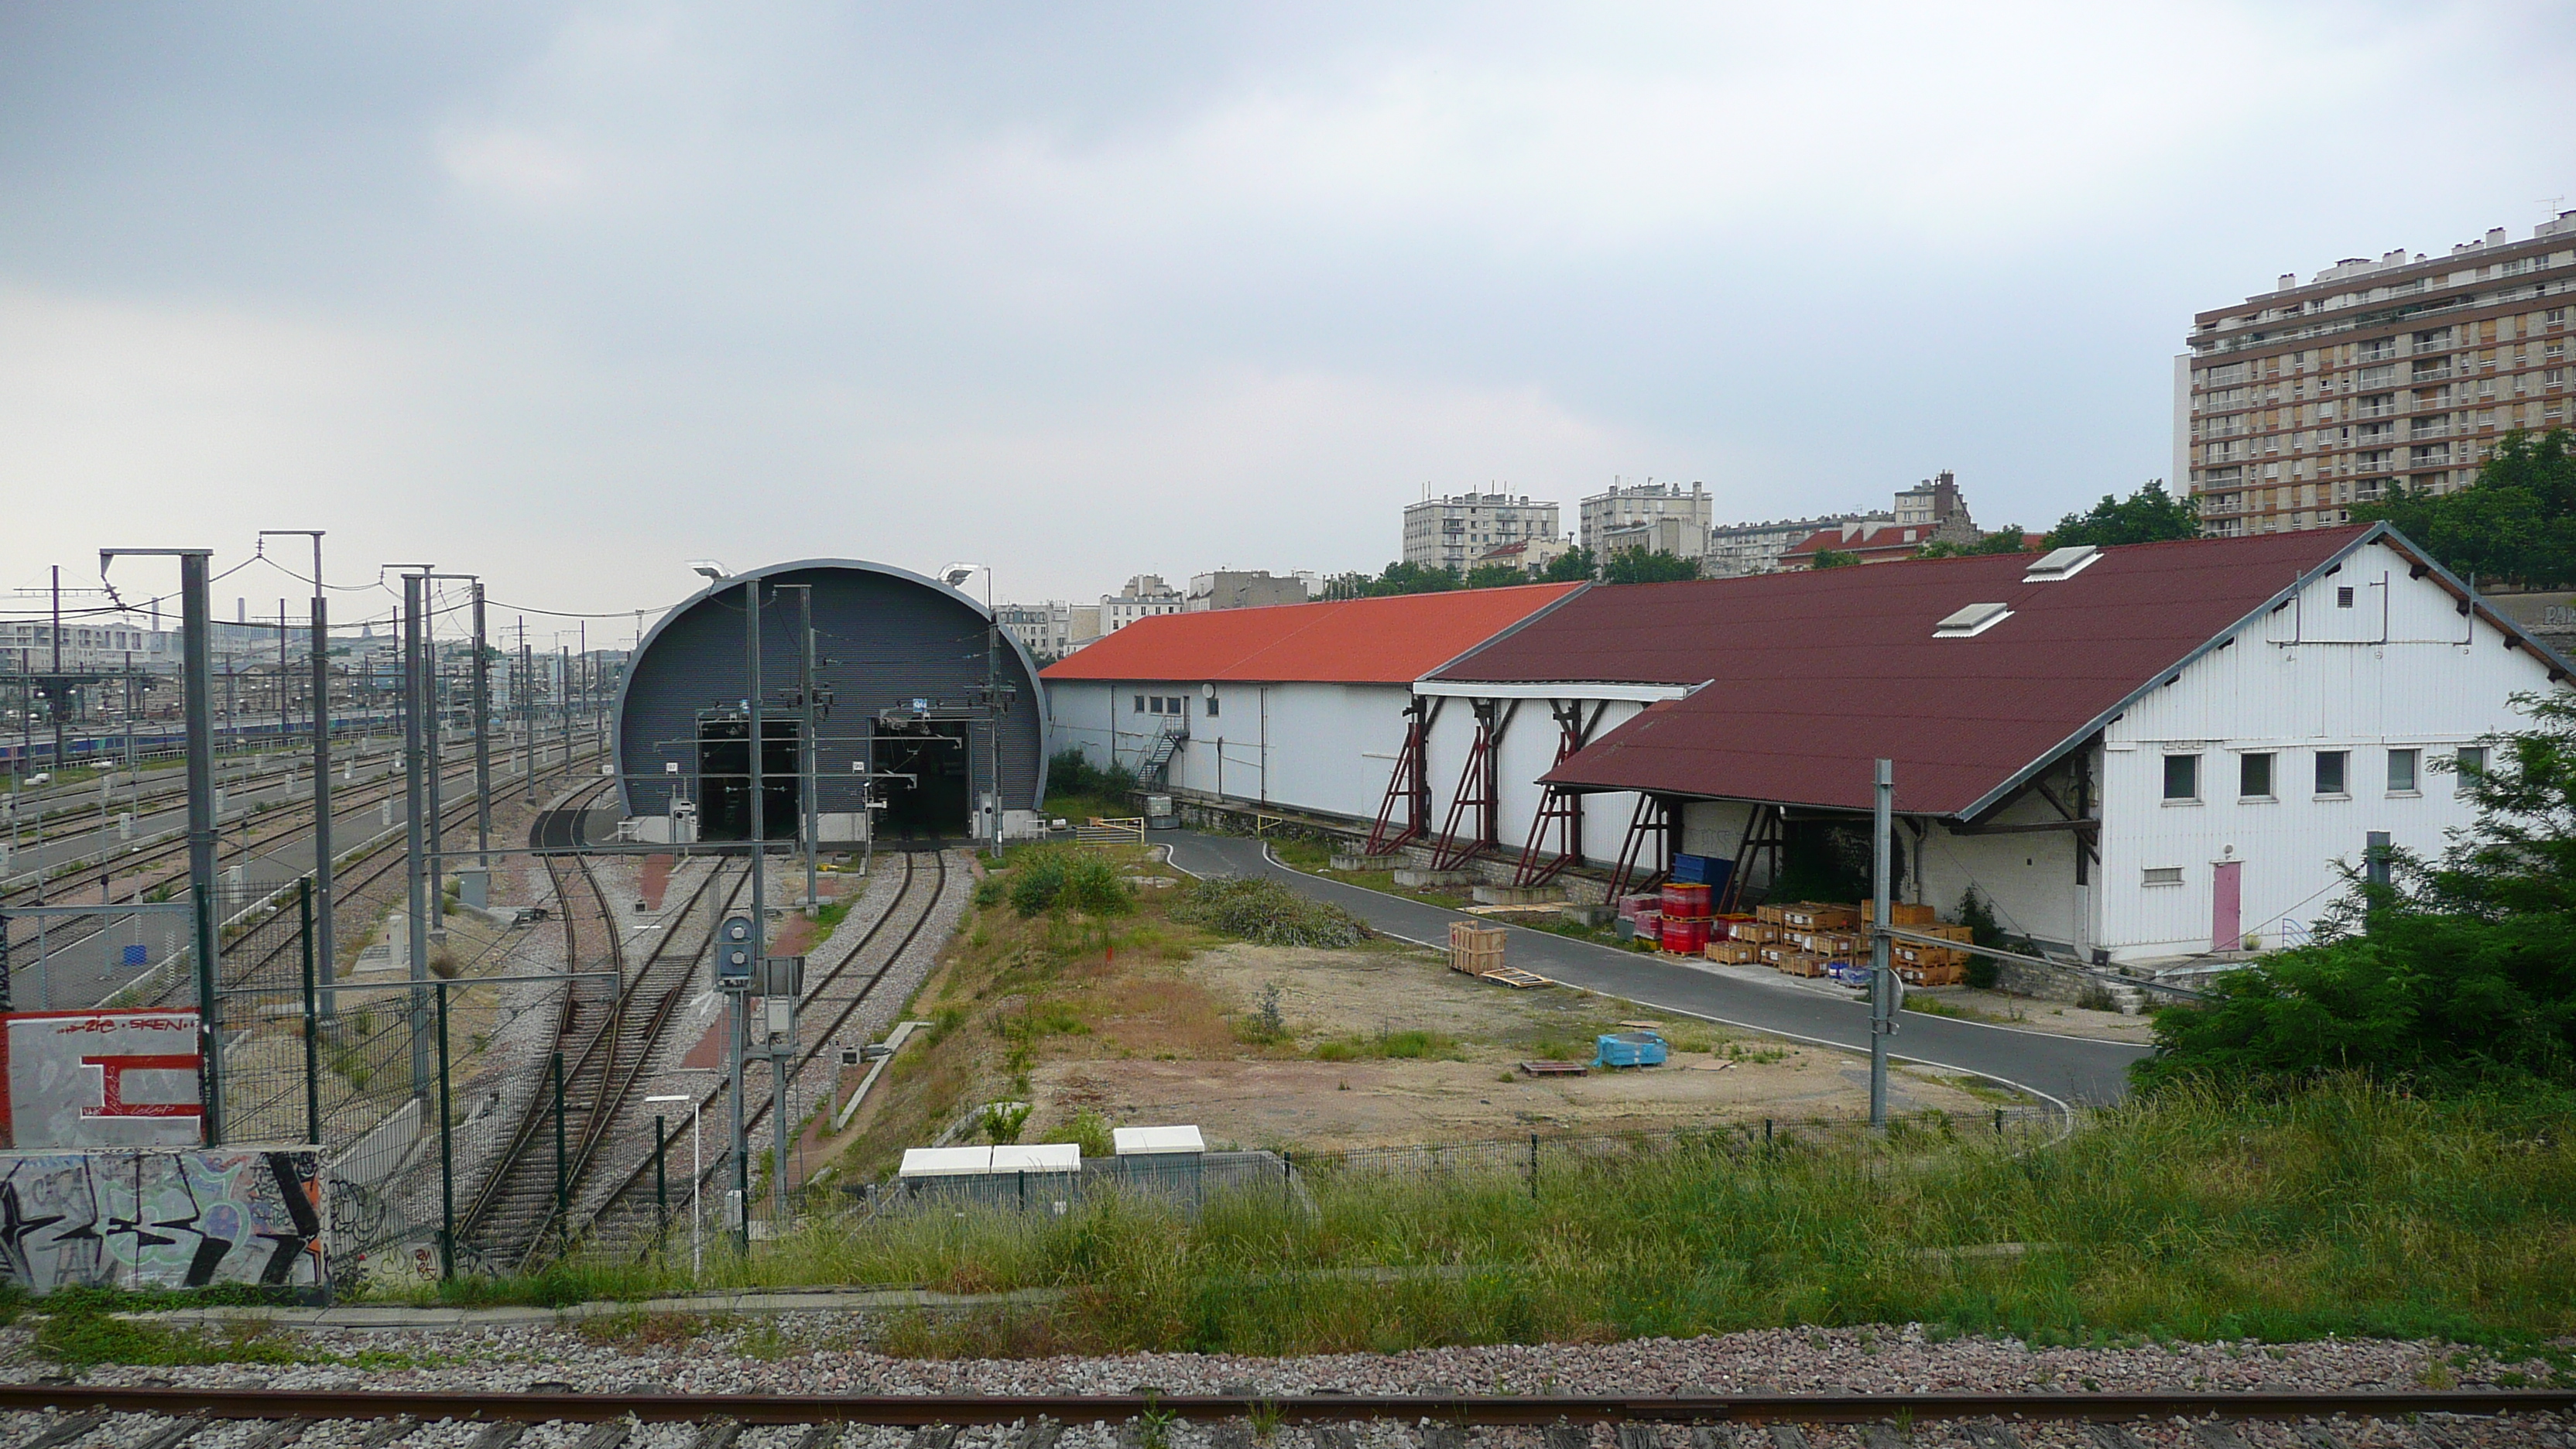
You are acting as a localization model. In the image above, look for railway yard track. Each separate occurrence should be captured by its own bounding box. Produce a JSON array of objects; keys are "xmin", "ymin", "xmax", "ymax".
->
[
  {"xmin": 457, "ymin": 781, "xmax": 752, "ymax": 1270},
  {"xmin": 0, "ymin": 1386, "xmax": 2565, "ymax": 1448},
  {"xmin": 568, "ymin": 841, "xmax": 957, "ymax": 1254}
]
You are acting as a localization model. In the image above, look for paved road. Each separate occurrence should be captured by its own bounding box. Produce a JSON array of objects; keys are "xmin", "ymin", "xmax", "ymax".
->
[{"xmin": 1163, "ymin": 832, "xmax": 2154, "ymax": 1109}]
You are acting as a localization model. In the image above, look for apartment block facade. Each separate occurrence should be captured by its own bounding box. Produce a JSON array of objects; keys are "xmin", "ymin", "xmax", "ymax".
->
[
  {"xmin": 1100, "ymin": 575, "xmax": 1184, "ymax": 634},
  {"xmin": 1577, "ymin": 480, "xmax": 1711, "ymax": 557},
  {"xmin": 1401, "ymin": 492, "xmax": 1560, "ymax": 572},
  {"xmin": 2179, "ymin": 214, "xmax": 2576, "ymax": 536}
]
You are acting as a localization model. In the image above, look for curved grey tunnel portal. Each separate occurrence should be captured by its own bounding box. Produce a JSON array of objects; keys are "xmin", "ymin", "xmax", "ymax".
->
[{"xmin": 612, "ymin": 559, "xmax": 1048, "ymax": 844}]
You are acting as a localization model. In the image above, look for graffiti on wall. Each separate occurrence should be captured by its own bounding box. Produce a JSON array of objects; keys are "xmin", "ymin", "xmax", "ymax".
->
[
  {"xmin": 0, "ymin": 1148, "xmax": 325, "ymax": 1292},
  {"xmin": 2, "ymin": 1009, "xmax": 202, "ymax": 1149}
]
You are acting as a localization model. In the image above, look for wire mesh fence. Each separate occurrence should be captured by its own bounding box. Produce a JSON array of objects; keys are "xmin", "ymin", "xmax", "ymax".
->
[{"xmin": 847, "ymin": 1106, "xmax": 2061, "ymax": 1225}]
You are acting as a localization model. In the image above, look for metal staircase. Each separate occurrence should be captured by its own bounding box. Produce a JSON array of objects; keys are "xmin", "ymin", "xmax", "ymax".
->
[{"xmin": 1139, "ymin": 726, "xmax": 1187, "ymax": 788}]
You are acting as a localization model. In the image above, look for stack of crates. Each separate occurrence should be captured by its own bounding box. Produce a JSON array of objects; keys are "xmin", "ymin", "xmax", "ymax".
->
[
  {"xmin": 1698, "ymin": 899, "xmax": 1985, "ymax": 988},
  {"xmin": 1658, "ymin": 882, "xmax": 1713, "ymax": 954}
]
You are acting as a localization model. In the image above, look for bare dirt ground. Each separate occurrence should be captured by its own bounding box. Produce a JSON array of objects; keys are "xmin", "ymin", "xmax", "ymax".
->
[{"xmin": 1026, "ymin": 939, "xmax": 2005, "ymax": 1151}]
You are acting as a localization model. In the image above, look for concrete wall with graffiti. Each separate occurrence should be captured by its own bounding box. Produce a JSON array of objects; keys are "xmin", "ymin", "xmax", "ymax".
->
[
  {"xmin": 3, "ymin": 1009, "xmax": 203, "ymax": 1149},
  {"xmin": 0, "ymin": 1147, "xmax": 326, "ymax": 1293}
]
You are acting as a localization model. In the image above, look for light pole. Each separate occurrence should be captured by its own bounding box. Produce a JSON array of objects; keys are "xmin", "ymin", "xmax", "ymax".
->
[
  {"xmin": 646, "ymin": 1091, "xmax": 704, "ymax": 1278},
  {"xmin": 942, "ymin": 564, "xmax": 1000, "ymax": 855},
  {"xmin": 386, "ymin": 564, "xmax": 437, "ymax": 1102}
]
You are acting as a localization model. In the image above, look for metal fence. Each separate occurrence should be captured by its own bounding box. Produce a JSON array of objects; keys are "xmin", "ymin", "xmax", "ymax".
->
[{"xmin": 851, "ymin": 1108, "xmax": 2060, "ymax": 1224}]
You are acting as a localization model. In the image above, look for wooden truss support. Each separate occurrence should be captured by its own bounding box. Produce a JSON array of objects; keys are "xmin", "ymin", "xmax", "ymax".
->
[
  {"xmin": 1604, "ymin": 793, "xmax": 1678, "ymax": 902},
  {"xmin": 1364, "ymin": 697, "xmax": 1442, "ymax": 856},
  {"xmin": 1511, "ymin": 700, "xmax": 1608, "ymax": 889},
  {"xmin": 1430, "ymin": 699, "xmax": 1520, "ymax": 871},
  {"xmin": 1719, "ymin": 802, "xmax": 1786, "ymax": 915}
]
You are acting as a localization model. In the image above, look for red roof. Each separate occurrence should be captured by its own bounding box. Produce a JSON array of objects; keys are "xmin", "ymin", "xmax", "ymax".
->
[
  {"xmin": 1431, "ymin": 528, "xmax": 2379, "ymax": 817},
  {"xmin": 1040, "ymin": 583, "xmax": 1582, "ymax": 684}
]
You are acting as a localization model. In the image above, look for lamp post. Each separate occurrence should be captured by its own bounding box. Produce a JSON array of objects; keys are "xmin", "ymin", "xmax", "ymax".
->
[{"xmin": 646, "ymin": 1091, "xmax": 704, "ymax": 1279}]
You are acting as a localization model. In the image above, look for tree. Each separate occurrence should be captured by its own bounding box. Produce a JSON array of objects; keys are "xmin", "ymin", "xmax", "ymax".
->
[
  {"xmin": 1918, "ymin": 528, "xmax": 2034, "ymax": 559},
  {"xmin": 2351, "ymin": 427, "xmax": 2576, "ymax": 588},
  {"xmin": 2136, "ymin": 691, "xmax": 2576, "ymax": 1094},
  {"xmin": 1809, "ymin": 549, "xmax": 1862, "ymax": 570},
  {"xmin": 2044, "ymin": 480, "xmax": 2200, "ymax": 549},
  {"xmin": 1536, "ymin": 545, "xmax": 1596, "ymax": 584},
  {"xmin": 1462, "ymin": 563, "xmax": 1530, "ymax": 590},
  {"xmin": 1600, "ymin": 548, "xmax": 1701, "ymax": 584}
]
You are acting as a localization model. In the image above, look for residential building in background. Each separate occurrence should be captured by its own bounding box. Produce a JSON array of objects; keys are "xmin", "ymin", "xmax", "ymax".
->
[
  {"xmin": 998, "ymin": 601, "xmax": 1086, "ymax": 661},
  {"xmin": 1579, "ymin": 480, "xmax": 1711, "ymax": 557},
  {"xmin": 1101, "ymin": 574, "xmax": 1185, "ymax": 633},
  {"xmin": 1401, "ymin": 492, "xmax": 1560, "ymax": 572},
  {"xmin": 1185, "ymin": 570, "xmax": 1313, "ymax": 611},
  {"xmin": 1475, "ymin": 536, "xmax": 1575, "ymax": 577},
  {"xmin": 1701, "ymin": 515, "xmax": 1875, "ymax": 577},
  {"xmin": 1775, "ymin": 474, "xmax": 1988, "ymax": 569},
  {"xmin": 2179, "ymin": 213, "xmax": 2576, "ymax": 537},
  {"xmin": 1894, "ymin": 471, "xmax": 1977, "ymax": 538}
]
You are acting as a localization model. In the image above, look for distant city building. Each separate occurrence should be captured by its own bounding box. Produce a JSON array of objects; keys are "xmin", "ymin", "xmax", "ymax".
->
[
  {"xmin": 1184, "ymin": 570, "xmax": 1313, "ymax": 611},
  {"xmin": 1598, "ymin": 516, "xmax": 1704, "ymax": 561},
  {"xmin": 1776, "ymin": 519, "xmax": 1952, "ymax": 569},
  {"xmin": 1894, "ymin": 470, "xmax": 1976, "ymax": 536},
  {"xmin": 997, "ymin": 601, "xmax": 1084, "ymax": 660},
  {"xmin": 2178, "ymin": 213, "xmax": 2576, "ymax": 537},
  {"xmin": 1401, "ymin": 492, "xmax": 1560, "ymax": 573},
  {"xmin": 1580, "ymin": 480, "xmax": 1711, "ymax": 557},
  {"xmin": 0, "ymin": 615, "xmax": 180, "ymax": 675},
  {"xmin": 1701, "ymin": 515, "xmax": 1875, "ymax": 577},
  {"xmin": 1475, "ymin": 536, "xmax": 1574, "ymax": 577},
  {"xmin": 1100, "ymin": 574, "xmax": 1184, "ymax": 634}
]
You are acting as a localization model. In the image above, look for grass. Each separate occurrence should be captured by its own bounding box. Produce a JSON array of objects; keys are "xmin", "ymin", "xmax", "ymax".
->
[{"xmin": 355, "ymin": 1078, "xmax": 2576, "ymax": 1366}]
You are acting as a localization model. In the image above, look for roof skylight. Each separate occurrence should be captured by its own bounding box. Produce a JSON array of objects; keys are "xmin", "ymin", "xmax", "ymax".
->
[
  {"xmin": 2023, "ymin": 545, "xmax": 2102, "ymax": 582},
  {"xmin": 1934, "ymin": 601, "xmax": 2014, "ymax": 638}
]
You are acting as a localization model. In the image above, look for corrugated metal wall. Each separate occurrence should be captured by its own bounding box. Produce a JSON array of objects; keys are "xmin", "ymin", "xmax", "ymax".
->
[{"xmin": 615, "ymin": 561, "xmax": 1046, "ymax": 825}]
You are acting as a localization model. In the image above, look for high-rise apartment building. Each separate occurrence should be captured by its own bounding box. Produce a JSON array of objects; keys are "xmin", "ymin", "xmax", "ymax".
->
[
  {"xmin": 1578, "ymin": 480, "xmax": 1711, "ymax": 557},
  {"xmin": 2179, "ymin": 214, "xmax": 2576, "ymax": 536},
  {"xmin": 1401, "ymin": 492, "xmax": 1560, "ymax": 572}
]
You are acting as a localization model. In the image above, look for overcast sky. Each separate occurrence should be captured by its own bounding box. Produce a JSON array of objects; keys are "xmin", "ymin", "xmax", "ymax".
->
[{"xmin": 3, "ymin": 2, "xmax": 2570, "ymax": 636}]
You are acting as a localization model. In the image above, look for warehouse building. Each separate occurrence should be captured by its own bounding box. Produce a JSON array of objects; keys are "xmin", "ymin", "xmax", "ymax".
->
[
  {"xmin": 1434, "ymin": 523, "xmax": 2569, "ymax": 963},
  {"xmin": 614, "ymin": 559, "xmax": 1049, "ymax": 844},
  {"xmin": 1040, "ymin": 584, "xmax": 1581, "ymax": 824}
]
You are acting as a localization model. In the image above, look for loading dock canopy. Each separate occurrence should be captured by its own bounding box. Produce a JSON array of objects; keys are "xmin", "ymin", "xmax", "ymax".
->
[{"xmin": 1433, "ymin": 526, "xmax": 2536, "ymax": 820}]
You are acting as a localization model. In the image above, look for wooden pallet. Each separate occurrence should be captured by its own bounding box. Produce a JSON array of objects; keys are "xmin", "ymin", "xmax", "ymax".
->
[
  {"xmin": 1478, "ymin": 966, "xmax": 1550, "ymax": 988},
  {"xmin": 1519, "ymin": 1059, "xmax": 1588, "ymax": 1076}
]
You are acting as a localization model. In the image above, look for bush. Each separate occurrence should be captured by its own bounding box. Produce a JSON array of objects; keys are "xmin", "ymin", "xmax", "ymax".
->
[
  {"xmin": 1169, "ymin": 875, "xmax": 1371, "ymax": 948},
  {"xmin": 1958, "ymin": 886, "xmax": 2002, "ymax": 990},
  {"xmin": 1005, "ymin": 850, "xmax": 1134, "ymax": 918},
  {"xmin": 1046, "ymin": 748, "xmax": 1136, "ymax": 803}
]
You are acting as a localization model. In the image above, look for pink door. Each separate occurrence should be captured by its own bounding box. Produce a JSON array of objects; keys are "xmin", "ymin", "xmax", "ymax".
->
[{"xmin": 2212, "ymin": 860, "xmax": 2242, "ymax": 953}]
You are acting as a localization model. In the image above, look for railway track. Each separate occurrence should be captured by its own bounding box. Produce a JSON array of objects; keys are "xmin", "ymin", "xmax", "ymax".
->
[
  {"xmin": 575, "ymin": 841, "xmax": 954, "ymax": 1249},
  {"xmin": 0, "ymin": 1385, "xmax": 2565, "ymax": 1442},
  {"xmin": 449, "ymin": 776, "xmax": 641, "ymax": 1270}
]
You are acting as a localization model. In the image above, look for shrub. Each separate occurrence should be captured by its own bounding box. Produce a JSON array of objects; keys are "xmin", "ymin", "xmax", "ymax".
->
[
  {"xmin": 1006, "ymin": 850, "xmax": 1134, "ymax": 918},
  {"xmin": 1958, "ymin": 886, "xmax": 2002, "ymax": 989},
  {"xmin": 1169, "ymin": 875, "xmax": 1369, "ymax": 948},
  {"xmin": 1046, "ymin": 748, "xmax": 1137, "ymax": 803},
  {"xmin": 1064, "ymin": 1108, "xmax": 1115, "ymax": 1159}
]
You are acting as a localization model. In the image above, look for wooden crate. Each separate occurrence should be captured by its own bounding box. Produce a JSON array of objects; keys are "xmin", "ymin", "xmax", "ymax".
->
[
  {"xmin": 1781, "ymin": 903, "xmax": 1860, "ymax": 931},
  {"xmin": 1862, "ymin": 900, "xmax": 1940, "ymax": 927},
  {"xmin": 1738, "ymin": 922, "xmax": 1784, "ymax": 944},
  {"xmin": 1704, "ymin": 940, "xmax": 1760, "ymax": 964},
  {"xmin": 1448, "ymin": 920, "xmax": 1507, "ymax": 975},
  {"xmin": 1896, "ymin": 942, "xmax": 1968, "ymax": 968},
  {"xmin": 1777, "ymin": 951, "xmax": 1828, "ymax": 978},
  {"xmin": 1753, "ymin": 904, "xmax": 1793, "ymax": 925},
  {"xmin": 1758, "ymin": 942, "xmax": 1796, "ymax": 966},
  {"xmin": 1899, "ymin": 963, "xmax": 1966, "ymax": 988},
  {"xmin": 1817, "ymin": 930, "xmax": 1865, "ymax": 956}
]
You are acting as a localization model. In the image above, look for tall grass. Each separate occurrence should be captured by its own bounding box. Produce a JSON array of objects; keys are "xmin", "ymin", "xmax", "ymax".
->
[{"xmin": 419, "ymin": 1080, "xmax": 2574, "ymax": 1355}]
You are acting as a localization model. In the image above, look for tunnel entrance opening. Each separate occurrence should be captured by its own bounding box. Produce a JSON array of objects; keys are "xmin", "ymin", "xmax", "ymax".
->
[
  {"xmin": 872, "ymin": 719, "xmax": 970, "ymax": 839},
  {"xmin": 696, "ymin": 714, "xmax": 801, "ymax": 841}
]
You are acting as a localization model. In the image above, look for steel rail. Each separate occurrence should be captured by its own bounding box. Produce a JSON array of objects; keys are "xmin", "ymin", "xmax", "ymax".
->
[
  {"xmin": 0, "ymin": 1386, "xmax": 2566, "ymax": 1427},
  {"xmin": 578, "ymin": 843, "xmax": 935, "ymax": 1242}
]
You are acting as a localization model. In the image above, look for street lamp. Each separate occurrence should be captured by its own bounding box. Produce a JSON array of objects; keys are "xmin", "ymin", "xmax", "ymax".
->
[
  {"xmin": 646, "ymin": 1091, "xmax": 705, "ymax": 1279},
  {"xmin": 688, "ymin": 560, "xmax": 728, "ymax": 583}
]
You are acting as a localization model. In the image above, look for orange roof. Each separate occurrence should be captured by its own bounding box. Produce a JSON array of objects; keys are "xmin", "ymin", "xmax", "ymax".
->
[{"xmin": 1040, "ymin": 584, "xmax": 1584, "ymax": 684}]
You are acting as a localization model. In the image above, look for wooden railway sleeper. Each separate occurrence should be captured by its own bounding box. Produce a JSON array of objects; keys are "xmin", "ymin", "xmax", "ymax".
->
[
  {"xmin": 23, "ymin": 1410, "xmax": 107, "ymax": 1449},
  {"xmin": 693, "ymin": 1418, "xmax": 744, "ymax": 1449}
]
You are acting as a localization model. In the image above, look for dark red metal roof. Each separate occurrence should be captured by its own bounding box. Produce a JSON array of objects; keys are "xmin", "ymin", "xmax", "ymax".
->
[{"xmin": 1433, "ymin": 527, "xmax": 2377, "ymax": 818}]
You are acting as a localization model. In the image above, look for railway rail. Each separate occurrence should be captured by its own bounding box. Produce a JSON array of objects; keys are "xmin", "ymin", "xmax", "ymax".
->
[
  {"xmin": 0, "ymin": 1385, "xmax": 2565, "ymax": 1438},
  {"xmin": 574, "ymin": 841, "xmax": 954, "ymax": 1249}
]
